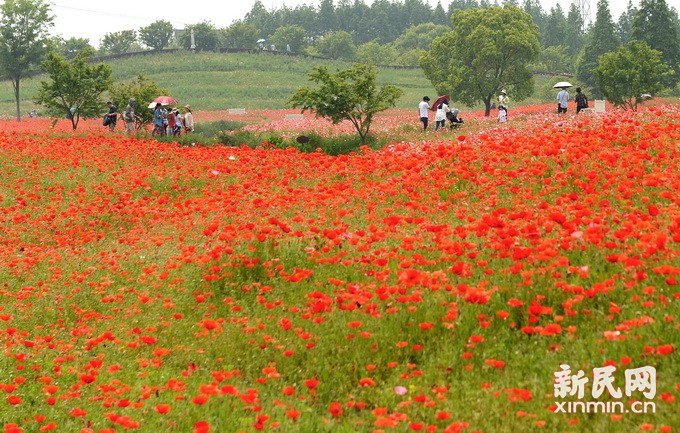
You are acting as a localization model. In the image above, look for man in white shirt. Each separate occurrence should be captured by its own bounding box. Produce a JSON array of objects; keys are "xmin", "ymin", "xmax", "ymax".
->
[
  {"xmin": 557, "ymin": 87, "xmax": 570, "ymax": 114},
  {"xmin": 418, "ymin": 96, "xmax": 431, "ymax": 131}
]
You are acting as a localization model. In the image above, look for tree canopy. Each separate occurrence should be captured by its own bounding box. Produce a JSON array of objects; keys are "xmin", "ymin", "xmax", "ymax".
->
[
  {"xmin": 100, "ymin": 30, "xmax": 138, "ymax": 55},
  {"xmin": 0, "ymin": 0, "xmax": 53, "ymax": 121},
  {"xmin": 139, "ymin": 20, "xmax": 174, "ymax": 51},
  {"xmin": 34, "ymin": 48, "xmax": 112, "ymax": 130},
  {"xmin": 289, "ymin": 63, "xmax": 403, "ymax": 144},
  {"xmin": 594, "ymin": 40, "xmax": 670, "ymax": 111},
  {"xmin": 631, "ymin": 0, "xmax": 680, "ymax": 86},
  {"xmin": 420, "ymin": 5, "xmax": 540, "ymax": 116}
]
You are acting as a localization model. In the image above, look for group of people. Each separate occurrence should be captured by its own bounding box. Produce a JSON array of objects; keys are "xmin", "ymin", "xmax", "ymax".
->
[
  {"xmin": 419, "ymin": 85, "xmax": 589, "ymax": 128},
  {"xmin": 152, "ymin": 103, "xmax": 194, "ymax": 136},
  {"xmin": 102, "ymin": 99, "xmax": 195, "ymax": 135},
  {"xmin": 418, "ymin": 96, "xmax": 464, "ymax": 131}
]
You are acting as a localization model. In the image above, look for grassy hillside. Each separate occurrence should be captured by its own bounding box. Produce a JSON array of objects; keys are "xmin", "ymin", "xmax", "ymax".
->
[
  {"xmin": 0, "ymin": 50, "xmax": 574, "ymax": 118},
  {"xmin": 0, "ymin": 51, "xmax": 439, "ymax": 117}
]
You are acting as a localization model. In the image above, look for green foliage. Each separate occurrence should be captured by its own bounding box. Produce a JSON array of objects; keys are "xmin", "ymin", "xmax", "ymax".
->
[
  {"xmin": 420, "ymin": 5, "xmax": 540, "ymax": 116},
  {"xmin": 631, "ymin": 0, "xmax": 680, "ymax": 87},
  {"xmin": 221, "ymin": 21, "xmax": 260, "ymax": 49},
  {"xmin": 139, "ymin": 20, "xmax": 174, "ymax": 51},
  {"xmin": 269, "ymin": 25, "xmax": 308, "ymax": 53},
  {"xmin": 289, "ymin": 63, "xmax": 403, "ymax": 144},
  {"xmin": 34, "ymin": 48, "xmax": 112, "ymax": 130},
  {"xmin": 107, "ymin": 75, "xmax": 168, "ymax": 127},
  {"xmin": 391, "ymin": 23, "xmax": 452, "ymax": 52},
  {"xmin": 356, "ymin": 40, "xmax": 398, "ymax": 65},
  {"xmin": 100, "ymin": 30, "xmax": 138, "ymax": 55},
  {"xmin": 315, "ymin": 30, "xmax": 356, "ymax": 60},
  {"xmin": 575, "ymin": 0, "xmax": 620, "ymax": 98},
  {"xmin": 179, "ymin": 21, "xmax": 220, "ymax": 51},
  {"xmin": 594, "ymin": 40, "xmax": 671, "ymax": 110},
  {"xmin": 534, "ymin": 45, "xmax": 572, "ymax": 74},
  {"xmin": 0, "ymin": 0, "xmax": 53, "ymax": 121},
  {"xmin": 52, "ymin": 36, "xmax": 93, "ymax": 60}
]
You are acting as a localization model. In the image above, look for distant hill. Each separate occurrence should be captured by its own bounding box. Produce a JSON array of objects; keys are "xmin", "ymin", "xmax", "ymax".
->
[{"xmin": 0, "ymin": 50, "xmax": 437, "ymax": 117}]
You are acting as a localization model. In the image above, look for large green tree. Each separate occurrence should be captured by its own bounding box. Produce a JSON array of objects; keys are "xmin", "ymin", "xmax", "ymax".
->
[
  {"xmin": 139, "ymin": 20, "xmax": 174, "ymax": 51},
  {"xmin": 315, "ymin": 30, "xmax": 356, "ymax": 60},
  {"xmin": 631, "ymin": 0, "xmax": 680, "ymax": 86},
  {"xmin": 594, "ymin": 40, "xmax": 670, "ymax": 110},
  {"xmin": 34, "ymin": 48, "xmax": 112, "ymax": 130},
  {"xmin": 0, "ymin": 0, "xmax": 53, "ymax": 121},
  {"xmin": 575, "ymin": 0, "xmax": 620, "ymax": 97},
  {"xmin": 617, "ymin": 0, "xmax": 637, "ymax": 44},
  {"xmin": 269, "ymin": 25, "xmax": 308, "ymax": 53},
  {"xmin": 52, "ymin": 36, "xmax": 93, "ymax": 60},
  {"xmin": 420, "ymin": 5, "xmax": 540, "ymax": 116},
  {"xmin": 179, "ymin": 21, "xmax": 220, "ymax": 51},
  {"xmin": 100, "ymin": 30, "xmax": 137, "ymax": 55},
  {"xmin": 221, "ymin": 21, "xmax": 260, "ymax": 49},
  {"xmin": 289, "ymin": 63, "xmax": 403, "ymax": 144}
]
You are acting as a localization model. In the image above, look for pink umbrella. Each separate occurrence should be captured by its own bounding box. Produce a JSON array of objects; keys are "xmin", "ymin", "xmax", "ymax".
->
[
  {"xmin": 430, "ymin": 95, "xmax": 450, "ymax": 111},
  {"xmin": 153, "ymin": 96, "xmax": 177, "ymax": 105}
]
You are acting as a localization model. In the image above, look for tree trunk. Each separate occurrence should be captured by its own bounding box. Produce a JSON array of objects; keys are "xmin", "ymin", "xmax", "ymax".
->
[
  {"xmin": 484, "ymin": 97, "xmax": 492, "ymax": 117},
  {"xmin": 12, "ymin": 77, "xmax": 21, "ymax": 122}
]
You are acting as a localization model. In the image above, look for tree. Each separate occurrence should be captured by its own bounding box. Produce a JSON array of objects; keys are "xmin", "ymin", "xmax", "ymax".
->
[
  {"xmin": 100, "ymin": 30, "xmax": 137, "ymax": 55},
  {"xmin": 594, "ymin": 40, "xmax": 670, "ymax": 110},
  {"xmin": 139, "ymin": 20, "xmax": 174, "ymax": 51},
  {"xmin": 289, "ymin": 63, "xmax": 403, "ymax": 144},
  {"xmin": 222, "ymin": 21, "xmax": 260, "ymax": 49},
  {"xmin": 542, "ymin": 5, "xmax": 568, "ymax": 48},
  {"xmin": 269, "ymin": 25, "xmax": 308, "ymax": 53},
  {"xmin": 34, "ymin": 48, "xmax": 112, "ymax": 130},
  {"xmin": 617, "ymin": 0, "xmax": 637, "ymax": 44},
  {"xmin": 356, "ymin": 40, "xmax": 398, "ymax": 65},
  {"xmin": 108, "ymin": 75, "xmax": 168, "ymax": 128},
  {"xmin": 575, "ymin": 0, "xmax": 620, "ymax": 97},
  {"xmin": 179, "ymin": 21, "xmax": 220, "ymax": 51},
  {"xmin": 420, "ymin": 6, "xmax": 540, "ymax": 116},
  {"xmin": 631, "ymin": 0, "xmax": 680, "ymax": 86},
  {"xmin": 391, "ymin": 23, "xmax": 451, "ymax": 52},
  {"xmin": 565, "ymin": 3, "xmax": 585, "ymax": 57},
  {"xmin": 315, "ymin": 30, "xmax": 356, "ymax": 60},
  {"xmin": 53, "ymin": 36, "xmax": 93, "ymax": 60},
  {"xmin": 0, "ymin": 0, "xmax": 53, "ymax": 121}
]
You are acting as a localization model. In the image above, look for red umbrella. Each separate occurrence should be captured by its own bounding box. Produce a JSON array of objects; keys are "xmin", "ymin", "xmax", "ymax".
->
[
  {"xmin": 430, "ymin": 95, "xmax": 450, "ymax": 111},
  {"xmin": 153, "ymin": 96, "xmax": 177, "ymax": 105}
]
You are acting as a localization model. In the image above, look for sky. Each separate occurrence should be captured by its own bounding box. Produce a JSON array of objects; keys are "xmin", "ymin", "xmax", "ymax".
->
[{"xmin": 48, "ymin": 0, "xmax": 677, "ymax": 48}]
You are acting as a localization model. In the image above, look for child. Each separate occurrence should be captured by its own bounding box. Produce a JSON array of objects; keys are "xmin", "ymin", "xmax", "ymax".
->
[{"xmin": 498, "ymin": 106, "xmax": 507, "ymax": 123}]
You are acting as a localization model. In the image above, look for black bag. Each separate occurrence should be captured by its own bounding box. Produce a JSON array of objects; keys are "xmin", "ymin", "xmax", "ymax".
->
[{"xmin": 103, "ymin": 115, "xmax": 110, "ymax": 126}]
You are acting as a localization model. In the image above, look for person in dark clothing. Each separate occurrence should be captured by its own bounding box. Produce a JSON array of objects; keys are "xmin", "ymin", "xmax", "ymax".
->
[
  {"xmin": 574, "ymin": 87, "xmax": 589, "ymax": 114},
  {"xmin": 103, "ymin": 101, "xmax": 117, "ymax": 131}
]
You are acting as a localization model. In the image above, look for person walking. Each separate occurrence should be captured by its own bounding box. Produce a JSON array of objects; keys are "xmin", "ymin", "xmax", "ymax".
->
[
  {"xmin": 574, "ymin": 87, "xmax": 589, "ymax": 114},
  {"xmin": 434, "ymin": 99, "xmax": 450, "ymax": 131},
  {"xmin": 124, "ymin": 98, "xmax": 136, "ymax": 134},
  {"xmin": 183, "ymin": 105, "xmax": 194, "ymax": 133},
  {"xmin": 557, "ymin": 87, "xmax": 570, "ymax": 114},
  {"xmin": 104, "ymin": 101, "xmax": 117, "ymax": 132},
  {"xmin": 418, "ymin": 96, "xmax": 431, "ymax": 131}
]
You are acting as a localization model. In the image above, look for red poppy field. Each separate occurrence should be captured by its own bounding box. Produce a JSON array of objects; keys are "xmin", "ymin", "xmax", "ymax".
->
[{"xmin": 0, "ymin": 105, "xmax": 678, "ymax": 433}]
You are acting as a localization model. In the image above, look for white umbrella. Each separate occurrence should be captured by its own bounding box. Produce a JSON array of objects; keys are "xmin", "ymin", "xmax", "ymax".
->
[{"xmin": 553, "ymin": 81, "xmax": 573, "ymax": 88}]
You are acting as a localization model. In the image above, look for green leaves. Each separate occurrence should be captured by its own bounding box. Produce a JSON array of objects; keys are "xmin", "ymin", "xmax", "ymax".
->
[
  {"xmin": 289, "ymin": 63, "xmax": 403, "ymax": 144},
  {"xmin": 420, "ymin": 6, "xmax": 540, "ymax": 116},
  {"xmin": 594, "ymin": 40, "xmax": 670, "ymax": 110},
  {"xmin": 34, "ymin": 48, "xmax": 112, "ymax": 129}
]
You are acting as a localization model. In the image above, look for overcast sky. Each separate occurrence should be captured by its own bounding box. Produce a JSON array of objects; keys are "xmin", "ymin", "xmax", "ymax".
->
[{"xmin": 48, "ymin": 0, "xmax": 676, "ymax": 47}]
